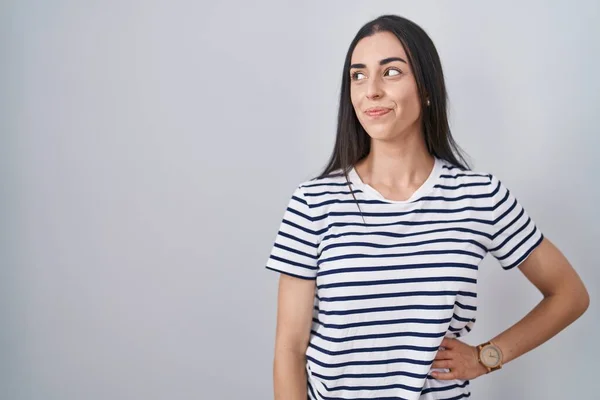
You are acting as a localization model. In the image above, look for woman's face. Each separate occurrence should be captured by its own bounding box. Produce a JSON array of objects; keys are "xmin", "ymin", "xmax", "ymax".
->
[{"xmin": 349, "ymin": 31, "xmax": 422, "ymax": 141}]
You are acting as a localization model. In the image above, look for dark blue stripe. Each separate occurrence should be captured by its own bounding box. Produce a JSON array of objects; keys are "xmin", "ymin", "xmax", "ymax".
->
[
  {"xmin": 452, "ymin": 313, "xmax": 474, "ymax": 323},
  {"xmin": 438, "ymin": 392, "xmax": 471, "ymax": 400},
  {"xmin": 326, "ymin": 218, "xmax": 494, "ymax": 231},
  {"xmin": 440, "ymin": 173, "xmax": 489, "ymax": 179},
  {"xmin": 304, "ymin": 181, "xmax": 353, "ymax": 188},
  {"xmin": 273, "ymin": 242, "xmax": 317, "ymax": 260},
  {"xmin": 322, "ymin": 237, "xmax": 487, "ymax": 254},
  {"xmin": 320, "ymin": 380, "xmax": 422, "ymax": 393},
  {"xmin": 417, "ymin": 192, "xmax": 494, "ymax": 202},
  {"xmin": 326, "ymin": 205, "xmax": 493, "ymax": 217},
  {"xmin": 311, "ymin": 192, "xmax": 494, "ymax": 207},
  {"xmin": 443, "ymin": 165, "xmax": 465, "ymax": 171},
  {"xmin": 491, "ymin": 215, "xmax": 532, "ymax": 254},
  {"xmin": 310, "ymin": 329, "xmax": 446, "ymax": 343},
  {"xmin": 323, "ymin": 226, "xmax": 492, "ymax": 245},
  {"xmin": 313, "ymin": 316, "xmax": 452, "ymax": 329},
  {"xmin": 282, "ymin": 216, "xmax": 325, "ymax": 235},
  {"xmin": 495, "ymin": 219, "xmax": 536, "ymax": 261},
  {"xmin": 503, "ymin": 232, "xmax": 544, "ymax": 270},
  {"xmin": 315, "ymin": 303, "xmax": 456, "ymax": 316},
  {"xmin": 304, "ymin": 189, "xmax": 363, "ymax": 197},
  {"xmin": 317, "ymin": 290, "xmax": 476, "ymax": 303},
  {"xmin": 434, "ymin": 182, "xmax": 490, "ymax": 190},
  {"xmin": 307, "ymin": 379, "xmax": 317, "ymax": 399},
  {"xmin": 312, "ymin": 196, "xmax": 407, "ymax": 208},
  {"xmin": 310, "ymin": 369, "xmax": 426, "ymax": 381},
  {"xmin": 491, "ymin": 187, "xmax": 512, "ymax": 216},
  {"xmin": 316, "ymin": 261, "xmax": 478, "ymax": 278},
  {"xmin": 306, "ymin": 354, "xmax": 431, "ymax": 368},
  {"xmin": 421, "ymin": 380, "xmax": 470, "ymax": 395},
  {"xmin": 318, "ymin": 290, "xmax": 477, "ymax": 301},
  {"xmin": 269, "ymin": 254, "xmax": 317, "ymax": 270},
  {"xmin": 455, "ymin": 301, "xmax": 477, "ymax": 311},
  {"xmin": 318, "ymin": 249, "xmax": 483, "ymax": 267},
  {"xmin": 489, "ymin": 177, "xmax": 502, "ymax": 198},
  {"xmin": 309, "ymin": 342, "xmax": 438, "ymax": 356},
  {"xmin": 491, "ymin": 204, "xmax": 523, "ymax": 242},
  {"xmin": 318, "ymin": 276, "xmax": 477, "ymax": 290},
  {"xmin": 278, "ymin": 230, "xmax": 318, "ymax": 249}
]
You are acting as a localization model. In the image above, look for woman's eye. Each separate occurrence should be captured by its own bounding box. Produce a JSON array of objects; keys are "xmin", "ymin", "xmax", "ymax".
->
[
  {"xmin": 351, "ymin": 72, "xmax": 365, "ymax": 81},
  {"xmin": 386, "ymin": 68, "xmax": 402, "ymax": 77}
]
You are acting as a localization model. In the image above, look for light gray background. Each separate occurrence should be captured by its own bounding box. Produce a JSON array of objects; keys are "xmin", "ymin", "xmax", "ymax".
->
[{"xmin": 1, "ymin": 1, "xmax": 598, "ymax": 399}]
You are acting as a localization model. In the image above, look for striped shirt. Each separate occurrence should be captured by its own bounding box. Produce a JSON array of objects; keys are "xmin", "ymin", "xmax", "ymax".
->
[{"xmin": 265, "ymin": 157, "xmax": 544, "ymax": 400}]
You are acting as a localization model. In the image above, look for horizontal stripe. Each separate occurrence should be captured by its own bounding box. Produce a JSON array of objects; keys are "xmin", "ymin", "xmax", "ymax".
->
[
  {"xmin": 310, "ymin": 329, "xmax": 446, "ymax": 343},
  {"xmin": 322, "ymin": 237, "xmax": 487, "ymax": 254},
  {"xmin": 317, "ymin": 290, "xmax": 476, "ymax": 303},
  {"xmin": 503, "ymin": 233, "xmax": 544, "ymax": 270},
  {"xmin": 495, "ymin": 221, "xmax": 536, "ymax": 261},
  {"xmin": 312, "ymin": 316, "xmax": 452, "ymax": 329},
  {"xmin": 434, "ymin": 181, "xmax": 490, "ymax": 190},
  {"xmin": 437, "ymin": 392, "xmax": 471, "ymax": 400},
  {"xmin": 317, "ymin": 262, "xmax": 478, "ymax": 278},
  {"xmin": 268, "ymin": 254, "xmax": 317, "ymax": 270},
  {"xmin": 323, "ymin": 227, "xmax": 492, "ymax": 245},
  {"xmin": 318, "ymin": 276, "xmax": 477, "ymax": 290},
  {"xmin": 325, "ymin": 218, "xmax": 494, "ymax": 231},
  {"xmin": 307, "ymin": 354, "xmax": 432, "ymax": 368},
  {"xmin": 325, "ymin": 205, "xmax": 494, "ymax": 217},
  {"xmin": 318, "ymin": 249, "xmax": 483, "ymax": 267},
  {"xmin": 315, "ymin": 303, "xmax": 467, "ymax": 316},
  {"xmin": 320, "ymin": 381, "xmax": 423, "ymax": 393},
  {"xmin": 440, "ymin": 172, "xmax": 489, "ymax": 179},
  {"xmin": 311, "ymin": 368, "xmax": 427, "ymax": 381},
  {"xmin": 309, "ymin": 342, "xmax": 439, "ymax": 356},
  {"xmin": 273, "ymin": 242, "xmax": 317, "ymax": 260},
  {"xmin": 421, "ymin": 380, "xmax": 470, "ymax": 395}
]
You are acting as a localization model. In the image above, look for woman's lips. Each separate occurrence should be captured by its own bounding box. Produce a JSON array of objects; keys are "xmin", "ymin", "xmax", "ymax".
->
[{"xmin": 365, "ymin": 108, "xmax": 392, "ymax": 117}]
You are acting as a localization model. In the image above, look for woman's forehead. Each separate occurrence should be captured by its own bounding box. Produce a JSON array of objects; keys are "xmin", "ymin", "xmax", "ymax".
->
[{"xmin": 351, "ymin": 32, "xmax": 408, "ymax": 64}]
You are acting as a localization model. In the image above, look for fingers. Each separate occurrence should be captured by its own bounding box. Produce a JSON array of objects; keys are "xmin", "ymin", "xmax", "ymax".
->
[
  {"xmin": 441, "ymin": 337, "xmax": 458, "ymax": 349},
  {"xmin": 431, "ymin": 360, "xmax": 452, "ymax": 369},
  {"xmin": 433, "ymin": 349, "xmax": 452, "ymax": 360},
  {"xmin": 431, "ymin": 371, "xmax": 454, "ymax": 380}
]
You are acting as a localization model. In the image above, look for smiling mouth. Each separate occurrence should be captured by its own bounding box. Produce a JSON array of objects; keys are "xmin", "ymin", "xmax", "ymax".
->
[{"xmin": 365, "ymin": 108, "xmax": 392, "ymax": 117}]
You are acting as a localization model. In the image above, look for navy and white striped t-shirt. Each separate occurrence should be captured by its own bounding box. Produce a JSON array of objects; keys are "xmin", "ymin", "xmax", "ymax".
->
[{"xmin": 265, "ymin": 157, "xmax": 544, "ymax": 400}]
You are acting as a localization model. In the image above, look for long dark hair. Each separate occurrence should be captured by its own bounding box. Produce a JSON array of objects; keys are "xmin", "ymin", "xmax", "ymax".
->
[{"xmin": 316, "ymin": 14, "xmax": 471, "ymax": 183}]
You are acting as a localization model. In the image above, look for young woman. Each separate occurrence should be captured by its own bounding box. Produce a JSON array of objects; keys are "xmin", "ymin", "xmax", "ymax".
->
[{"xmin": 265, "ymin": 14, "xmax": 589, "ymax": 400}]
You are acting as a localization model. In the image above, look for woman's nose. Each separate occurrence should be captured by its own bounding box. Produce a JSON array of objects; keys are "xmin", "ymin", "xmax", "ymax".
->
[{"xmin": 366, "ymin": 78, "xmax": 383, "ymax": 100}]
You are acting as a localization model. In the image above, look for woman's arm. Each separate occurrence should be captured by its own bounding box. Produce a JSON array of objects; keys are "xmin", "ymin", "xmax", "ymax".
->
[
  {"xmin": 273, "ymin": 274, "xmax": 316, "ymax": 400},
  {"xmin": 432, "ymin": 237, "xmax": 589, "ymax": 380},
  {"xmin": 489, "ymin": 237, "xmax": 589, "ymax": 364}
]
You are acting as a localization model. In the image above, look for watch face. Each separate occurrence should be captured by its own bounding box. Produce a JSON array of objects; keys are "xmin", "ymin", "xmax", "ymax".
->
[{"xmin": 481, "ymin": 345, "xmax": 502, "ymax": 368}]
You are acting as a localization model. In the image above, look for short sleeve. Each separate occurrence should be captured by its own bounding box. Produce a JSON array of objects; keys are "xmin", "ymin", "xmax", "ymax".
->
[
  {"xmin": 265, "ymin": 185, "xmax": 321, "ymax": 280},
  {"xmin": 487, "ymin": 174, "xmax": 544, "ymax": 270}
]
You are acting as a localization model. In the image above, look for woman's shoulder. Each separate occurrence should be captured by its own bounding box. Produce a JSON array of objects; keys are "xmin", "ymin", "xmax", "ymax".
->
[{"xmin": 438, "ymin": 158, "xmax": 493, "ymax": 181}]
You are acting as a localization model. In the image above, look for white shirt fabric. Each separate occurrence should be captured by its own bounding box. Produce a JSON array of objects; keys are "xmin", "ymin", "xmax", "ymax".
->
[{"xmin": 265, "ymin": 157, "xmax": 544, "ymax": 399}]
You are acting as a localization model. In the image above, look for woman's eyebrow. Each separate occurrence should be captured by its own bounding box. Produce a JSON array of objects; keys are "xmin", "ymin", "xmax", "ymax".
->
[{"xmin": 350, "ymin": 57, "xmax": 407, "ymax": 69}]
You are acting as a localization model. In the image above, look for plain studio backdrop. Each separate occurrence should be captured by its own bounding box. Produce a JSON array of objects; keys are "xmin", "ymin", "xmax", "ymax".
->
[{"xmin": 1, "ymin": 1, "xmax": 598, "ymax": 399}]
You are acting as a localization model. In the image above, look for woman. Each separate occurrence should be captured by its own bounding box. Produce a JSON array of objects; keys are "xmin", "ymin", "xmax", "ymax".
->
[{"xmin": 265, "ymin": 14, "xmax": 589, "ymax": 400}]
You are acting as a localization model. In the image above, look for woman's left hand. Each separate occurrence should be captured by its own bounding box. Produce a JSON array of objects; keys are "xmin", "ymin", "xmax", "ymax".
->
[{"xmin": 430, "ymin": 337, "xmax": 490, "ymax": 381}]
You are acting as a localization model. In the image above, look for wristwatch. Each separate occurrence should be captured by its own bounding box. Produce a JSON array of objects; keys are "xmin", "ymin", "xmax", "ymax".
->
[{"xmin": 476, "ymin": 341, "xmax": 503, "ymax": 373}]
